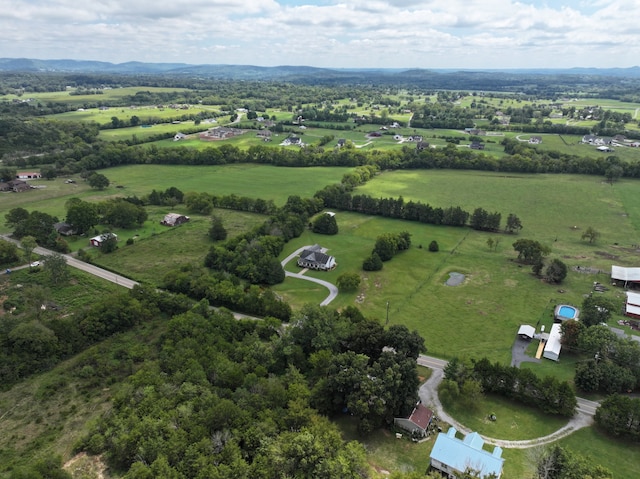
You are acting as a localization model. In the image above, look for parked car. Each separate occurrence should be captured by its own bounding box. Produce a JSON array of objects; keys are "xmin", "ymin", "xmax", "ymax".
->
[{"xmin": 30, "ymin": 261, "xmax": 40, "ymax": 267}]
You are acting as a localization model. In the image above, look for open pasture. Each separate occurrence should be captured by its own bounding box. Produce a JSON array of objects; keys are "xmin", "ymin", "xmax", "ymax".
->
[
  {"xmin": 98, "ymin": 121, "xmax": 212, "ymax": 141},
  {"xmin": 277, "ymin": 170, "xmax": 639, "ymax": 362},
  {"xmin": 47, "ymin": 104, "xmax": 222, "ymax": 125},
  {"xmin": 0, "ymin": 164, "xmax": 352, "ymax": 233},
  {"xmin": 2, "ymin": 86, "xmax": 191, "ymax": 105},
  {"xmin": 87, "ymin": 208, "xmax": 266, "ymax": 285}
]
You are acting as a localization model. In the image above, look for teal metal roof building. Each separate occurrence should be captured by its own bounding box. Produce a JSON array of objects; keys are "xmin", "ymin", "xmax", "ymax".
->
[{"xmin": 430, "ymin": 427, "xmax": 504, "ymax": 478}]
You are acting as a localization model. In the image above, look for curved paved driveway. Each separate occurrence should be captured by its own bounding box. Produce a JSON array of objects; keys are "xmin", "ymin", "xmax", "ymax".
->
[
  {"xmin": 281, "ymin": 246, "xmax": 338, "ymax": 306},
  {"xmin": 417, "ymin": 354, "xmax": 598, "ymax": 449}
]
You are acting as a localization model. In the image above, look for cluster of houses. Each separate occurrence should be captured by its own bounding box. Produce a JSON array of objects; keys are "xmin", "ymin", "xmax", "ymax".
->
[
  {"xmin": 199, "ymin": 127, "xmax": 243, "ymax": 140},
  {"xmin": 582, "ymin": 134, "xmax": 640, "ymax": 152}
]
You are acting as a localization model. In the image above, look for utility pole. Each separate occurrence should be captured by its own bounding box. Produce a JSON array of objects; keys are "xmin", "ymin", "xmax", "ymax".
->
[{"xmin": 386, "ymin": 301, "xmax": 390, "ymax": 326}]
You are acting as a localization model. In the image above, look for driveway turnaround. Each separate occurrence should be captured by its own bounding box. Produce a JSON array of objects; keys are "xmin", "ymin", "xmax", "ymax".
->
[{"xmin": 281, "ymin": 246, "xmax": 338, "ymax": 306}]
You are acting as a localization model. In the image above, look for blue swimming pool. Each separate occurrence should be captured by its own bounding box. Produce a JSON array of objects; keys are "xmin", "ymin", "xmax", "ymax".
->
[
  {"xmin": 559, "ymin": 306, "xmax": 576, "ymax": 318},
  {"xmin": 554, "ymin": 304, "xmax": 580, "ymax": 321}
]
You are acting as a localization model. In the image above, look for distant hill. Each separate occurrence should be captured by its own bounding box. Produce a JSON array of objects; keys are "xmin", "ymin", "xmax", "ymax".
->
[{"xmin": 1, "ymin": 58, "xmax": 640, "ymax": 88}]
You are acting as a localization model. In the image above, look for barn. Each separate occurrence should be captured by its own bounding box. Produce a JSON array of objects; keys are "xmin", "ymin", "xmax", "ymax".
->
[{"xmin": 611, "ymin": 265, "xmax": 640, "ymax": 288}]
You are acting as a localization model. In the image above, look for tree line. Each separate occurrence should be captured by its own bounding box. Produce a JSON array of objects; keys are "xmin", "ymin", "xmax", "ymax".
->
[{"xmin": 444, "ymin": 357, "xmax": 577, "ymax": 417}]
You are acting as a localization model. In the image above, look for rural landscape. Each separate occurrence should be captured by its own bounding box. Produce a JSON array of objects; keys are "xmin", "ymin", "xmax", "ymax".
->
[{"xmin": 2, "ymin": 62, "xmax": 640, "ymax": 479}]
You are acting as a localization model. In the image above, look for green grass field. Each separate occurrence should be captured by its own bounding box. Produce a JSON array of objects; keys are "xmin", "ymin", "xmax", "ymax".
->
[
  {"xmin": 0, "ymin": 164, "xmax": 353, "ymax": 235},
  {"xmin": 3, "ymin": 86, "xmax": 192, "ymax": 106},
  {"xmin": 443, "ymin": 394, "xmax": 568, "ymax": 441},
  {"xmin": 86, "ymin": 208, "xmax": 266, "ymax": 285},
  {"xmin": 276, "ymin": 170, "xmax": 639, "ymax": 365}
]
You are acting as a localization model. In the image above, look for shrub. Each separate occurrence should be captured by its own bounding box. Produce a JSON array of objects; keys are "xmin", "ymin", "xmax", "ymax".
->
[
  {"xmin": 428, "ymin": 240, "xmax": 439, "ymax": 252},
  {"xmin": 363, "ymin": 252, "xmax": 383, "ymax": 271}
]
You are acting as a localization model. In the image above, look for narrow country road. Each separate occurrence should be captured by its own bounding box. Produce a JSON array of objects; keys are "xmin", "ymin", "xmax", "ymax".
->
[
  {"xmin": 417, "ymin": 353, "xmax": 598, "ymax": 449},
  {"xmin": 2, "ymin": 234, "xmax": 138, "ymax": 289}
]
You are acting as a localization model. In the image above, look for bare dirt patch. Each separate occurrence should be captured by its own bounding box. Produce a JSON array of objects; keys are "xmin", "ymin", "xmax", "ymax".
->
[
  {"xmin": 63, "ymin": 452, "xmax": 108, "ymax": 479},
  {"xmin": 595, "ymin": 251, "xmax": 619, "ymax": 260}
]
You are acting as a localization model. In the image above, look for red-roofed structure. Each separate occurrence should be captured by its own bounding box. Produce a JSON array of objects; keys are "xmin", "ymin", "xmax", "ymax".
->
[{"xmin": 394, "ymin": 403, "xmax": 434, "ymax": 437}]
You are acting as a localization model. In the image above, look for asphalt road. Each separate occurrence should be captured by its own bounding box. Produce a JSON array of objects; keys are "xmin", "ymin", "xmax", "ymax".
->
[{"xmin": 2, "ymin": 234, "xmax": 138, "ymax": 289}]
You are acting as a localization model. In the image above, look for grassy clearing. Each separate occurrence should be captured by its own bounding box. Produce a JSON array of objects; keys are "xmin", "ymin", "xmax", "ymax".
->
[
  {"xmin": 3, "ymin": 86, "xmax": 191, "ymax": 105},
  {"xmin": 442, "ymin": 394, "xmax": 568, "ymax": 440},
  {"xmin": 48, "ymin": 105, "xmax": 222, "ymax": 126},
  {"xmin": 558, "ymin": 426, "xmax": 640, "ymax": 479},
  {"xmin": 336, "ymin": 416, "xmax": 433, "ymax": 478},
  {"xmin": 98, "ymin": 121, "xmax": 211, "ymax": 141},
  {"xmin": 87, "ymin": 208, "xmax": 266, "ymax": 285}
]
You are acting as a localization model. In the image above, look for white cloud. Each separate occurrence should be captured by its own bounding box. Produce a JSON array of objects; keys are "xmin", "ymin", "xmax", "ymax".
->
[{"xmin": 0, "ymin": 0, "xmax": 638, "ymax": 68}]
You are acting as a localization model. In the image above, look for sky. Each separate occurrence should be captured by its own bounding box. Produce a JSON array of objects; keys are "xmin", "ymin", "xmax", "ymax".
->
[{"xmin": 1, "ymin": 0, "xmax": 639, "ymax": 69}]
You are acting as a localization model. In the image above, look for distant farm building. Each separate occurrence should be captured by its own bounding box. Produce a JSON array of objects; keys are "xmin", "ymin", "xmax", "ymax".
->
[
  {"xmin": 297, "ymin": 244, "xmax": 336, "ymax": 271},
  {"xmin": 17, "ymin": 172, "xmax": 42, "ymax": 179},
  {"xmin": 0, "ymin": 179, "xmax": 31, "ymax": 192},
  {"xmin": 430, "ymin": 427, "xmax": 504, "ymax": 479},
  {"xmin": 611, "ymin": 265, "xmax": 640, "ymax": 288},
  {"xmin": 161, "ymin": 213, "xmax": 190, "ymax": 227},
  {"xmin": 54, "ymin": 222, "xmax": 76, "ymax": 236},
  {"xmin": 90, "ymin": 233, "xmax": 117, "ymax": 247},
  {"xmin": 394, "ymin": 403, "xmax": 433, "ymax": 438}
]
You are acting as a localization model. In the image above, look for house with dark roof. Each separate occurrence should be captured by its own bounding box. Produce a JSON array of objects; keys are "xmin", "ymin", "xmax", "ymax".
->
[
  {"xmin": 161, "ymin": 213, "xmax": 190, "ymax": 227},
  {"xmin": 470, "ymin": 141, "xmax": 485, "ymax": 150},
  {"xmin": 416, "ymin": 141, "xmax": 430, "ymax": 151},
  {"xmin": 9, "ymin": 180, "xmax": 31, "ymax": 192},
  {"xmin": 54, "ymin": 222, "xmax": 76, "ymax": 236},
  {"xmin": 394, "ymin": 403, "xmax": 434, "ymax": 438},
  {"xmin": 430, "ymin": 427, "xmax": 504, "ymax": 479},
  {"xmin": 297, "ymin": 244, "xmax": 336, "ymax": 271}
]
